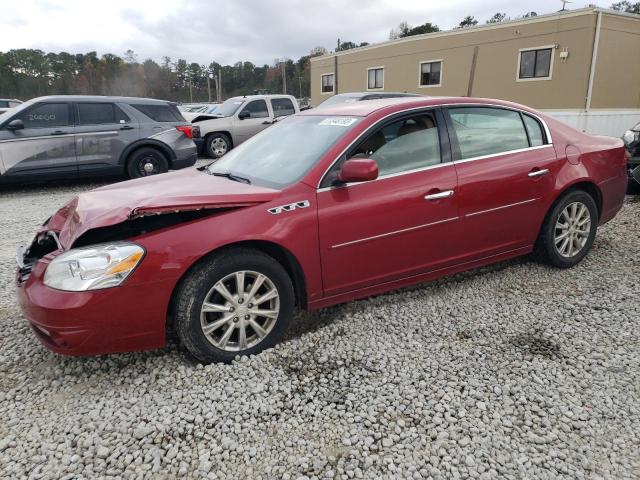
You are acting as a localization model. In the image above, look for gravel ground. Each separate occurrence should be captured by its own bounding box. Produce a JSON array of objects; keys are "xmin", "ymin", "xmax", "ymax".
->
[{"xmin": 0, "ymin": 171, "xmax": 638, "ymax": 479}]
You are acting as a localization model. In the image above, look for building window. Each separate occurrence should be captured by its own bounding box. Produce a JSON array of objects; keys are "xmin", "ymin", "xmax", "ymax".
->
[
  {"xmin": 321, "ymin": 73, "xmax": 334, "ymax": 94},
  {"xmin": 367, "ymin": 67, "xmax": 384, "ymax": 90},
  {"xmin": 419, "ymin": 60, "xmax": 442, "ymax": 87},
  {"xmin": 518, "ymin": 47, "xmax": 553, "ymax": 80}
]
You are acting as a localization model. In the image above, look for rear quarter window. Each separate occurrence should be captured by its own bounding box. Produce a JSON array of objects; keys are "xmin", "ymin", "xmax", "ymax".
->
[{"xmin": 131, "ymin": 103, "xmax": 184, "ymax": 122}]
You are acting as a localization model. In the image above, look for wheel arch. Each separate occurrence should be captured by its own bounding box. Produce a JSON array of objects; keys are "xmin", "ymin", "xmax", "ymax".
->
[
  {"xmin": 554, "ymin": 180, "xmax": 603, "ymax": 219},
  {"xmin": 166, "ymin": 239, "xmax": 307, "ymax": 338},
  {"xmin": 119, "ymin": 139, "xmax": 176, "ymax": 169},
  {"xmin": 204, "ymin": 130, "xmax": 234, "ymax": 148}
]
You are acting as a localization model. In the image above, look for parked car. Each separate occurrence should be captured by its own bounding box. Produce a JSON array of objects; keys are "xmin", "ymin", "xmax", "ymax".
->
[
  {"xmin": 194, "ymin": 94, "xmax": 299, "ymax": 158},
  {"xmin": 0, "ymin": 95, "xmax": 198, "ymax": 182},
  {"xmin": 315, "ymin": 92, "xmax": 422, "ymax": 109},
  {"xmin": 182, "ymin": 103, "xmax": 220, "ymax": 123},
  {"xmin": 16, "ymin": 97, "xmax": 627, "ymax": 363},
  {"xmin": 0, "ymin": 98, "xmax": 22, "ymax": 114},
  {"xmin": 623, "ymin": 121, "xmax": 640, "ymax": 192}
]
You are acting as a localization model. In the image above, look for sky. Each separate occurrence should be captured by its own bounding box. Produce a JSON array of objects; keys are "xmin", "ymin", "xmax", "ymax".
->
[{"xmin": 0, "ymin": 0, "xmax": 603, "ymax": 66}]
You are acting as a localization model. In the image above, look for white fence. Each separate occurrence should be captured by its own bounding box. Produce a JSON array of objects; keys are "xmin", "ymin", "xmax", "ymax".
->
[{"xmin": 543, "ymin": 110, "xmax": 640, "ymax": 138}]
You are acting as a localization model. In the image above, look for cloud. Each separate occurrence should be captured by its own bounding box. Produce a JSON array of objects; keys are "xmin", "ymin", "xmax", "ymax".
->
[{"xmin": 0, "ymin": 0, "xmax": 562, "ymax": 66}]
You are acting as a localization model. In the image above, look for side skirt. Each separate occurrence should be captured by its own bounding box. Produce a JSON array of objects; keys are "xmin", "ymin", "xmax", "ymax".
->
[{"xmin": 308, "ymin": 245, "xmax": 533, "ymax": 311}]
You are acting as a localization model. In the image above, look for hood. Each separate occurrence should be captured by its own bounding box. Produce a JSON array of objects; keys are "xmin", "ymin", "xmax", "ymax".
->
[{"xmin": 46, "ymin": 168, "xmax": 280, "ymax": 249}]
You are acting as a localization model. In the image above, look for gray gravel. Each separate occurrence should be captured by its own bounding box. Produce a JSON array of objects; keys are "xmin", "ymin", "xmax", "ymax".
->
[{"xmin": 1, "ymin": 172, "xmax": 639, "ymax": 479}]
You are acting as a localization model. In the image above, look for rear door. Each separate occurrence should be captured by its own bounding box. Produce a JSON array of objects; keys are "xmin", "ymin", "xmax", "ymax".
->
[
  {"xmin": 0, "ymin": 102, "xmax": 76, "ymax": 177},
  {"xmin": 234, "ymin": 99, "xmax": 273, "ymax": 144},
  {"xmin": 445, "ymin": 106, "xmax": 557, "ymax": 258},
  {"xmin": 74, "ymin": 102, "xmax": 138, "ymax": 175}
]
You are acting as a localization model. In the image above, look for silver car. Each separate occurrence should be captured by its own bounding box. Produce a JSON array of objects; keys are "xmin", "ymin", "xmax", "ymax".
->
[{"xmin": 0, "ymin": 95, "xmax": 198, "ymax": 182}]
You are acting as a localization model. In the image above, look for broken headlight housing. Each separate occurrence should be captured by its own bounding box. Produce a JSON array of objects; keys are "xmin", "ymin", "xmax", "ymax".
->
[{"xmin": 43, "ymin": 242, "xmax": 145, "ymax": 291}]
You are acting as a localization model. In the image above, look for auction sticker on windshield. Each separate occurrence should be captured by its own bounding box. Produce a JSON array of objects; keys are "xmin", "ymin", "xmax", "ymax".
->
[{"xmin": 319, "ymin": 118, "xmax": 358, "ymax": 127}]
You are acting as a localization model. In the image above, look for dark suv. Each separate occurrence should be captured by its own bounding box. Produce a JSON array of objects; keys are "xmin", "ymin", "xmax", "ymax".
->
[{"xmin": 0, "ymin": 95, "xmax": 198, "ymax": 182}]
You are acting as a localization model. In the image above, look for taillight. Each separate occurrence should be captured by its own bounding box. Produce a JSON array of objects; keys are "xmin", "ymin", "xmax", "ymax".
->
[{"xmin": 176, "ymin": 125, "xmax": 193, "ymax": 139}]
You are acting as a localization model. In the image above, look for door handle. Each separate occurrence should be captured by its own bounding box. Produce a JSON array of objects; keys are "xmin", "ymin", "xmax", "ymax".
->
[
  {"xmin": 120, "ymin": 125, "xmax": 134, "ymax": 130},
  {"xmin": 50, "ymin": 130, "xmax": 68, "ymax": 136},
  {"xmin": 528, "ymin": 168, "xmax": 549, "ymax": 178},
  {"xmin": 262, "ymin": 120, "xmax": 275, "ymax": 125},
  {"xmin": 424, "ymin": 190, "xmax": 454, "ymax": 201}
]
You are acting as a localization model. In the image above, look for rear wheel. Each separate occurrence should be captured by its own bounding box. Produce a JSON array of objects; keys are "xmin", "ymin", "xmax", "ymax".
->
[
  {"xmin": 536, "ymin": 190, "xmax": 598, "ymax": 268},
  {"xmin": 126, "ymin": 147, "xmax": 169, "ymax": 179},
  {"xmin": 174, "ymin": 248, "xmax": 294, "ymax": 363},
  {"xmin": 205, "ymin": 133, "xmax": 232, "ymax": 158}
]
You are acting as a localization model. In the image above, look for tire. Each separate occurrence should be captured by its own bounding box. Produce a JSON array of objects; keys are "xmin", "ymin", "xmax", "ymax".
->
[
  {"xmin": 126, "ymin": 147, "xmax": 169, "ymax": 179},
  {"xmin": 174, "ymin": 248, "xmax": 294, "ymax": 364},
  {"xmin": 205, "ymin": 133, "xmax": 232, "ymax": 158},
  {"xmin": 535, "ymin": 190, "xmax": 598, "ymax": 268}
]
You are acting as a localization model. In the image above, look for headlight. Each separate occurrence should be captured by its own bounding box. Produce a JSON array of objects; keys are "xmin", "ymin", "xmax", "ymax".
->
[
  {"xmin": 623, "ymin": 130, "xmax": 637, "ymax": 145},
  {"xmin": 43, "ymin": 242, "xmax": 145, "ymax": 291}
]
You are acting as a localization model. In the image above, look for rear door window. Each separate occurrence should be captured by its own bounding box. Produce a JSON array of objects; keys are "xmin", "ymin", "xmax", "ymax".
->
[
  {"xmin": 14, "ymin": 103, "xmax": 71, "ymax": 129},
  {"xmin": 448, "ymin": 107, "xmax": 530, "ymax": 159},
  {"xmin": 131, "ymin": 103, "xmax": 184, "ymax": 122},
  {"xmin": 77, "ymin": 103, "xmax": 131, "ymax": 125},
  {"xmin": 522, "ymin": 114, "xmax": 545, "ymax": 147},
  {"xmin": 271, "ymin": 98, "xmax": 295, "ymax": 117}
]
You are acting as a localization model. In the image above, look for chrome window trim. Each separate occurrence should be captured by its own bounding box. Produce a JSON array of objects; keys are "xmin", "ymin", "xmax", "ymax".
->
[{"xmin": 315, "ymin": 102, "xmax": 554, "ymax": 190}]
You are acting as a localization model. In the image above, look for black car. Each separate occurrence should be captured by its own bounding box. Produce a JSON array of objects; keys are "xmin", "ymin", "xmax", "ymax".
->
[
  {"xmin": 315, "ymin": 92, "xmax": 422, "ymax": 109},
  {"xmin": 623, "ymin": 121, "xmax": 640, "ymax": 193}
]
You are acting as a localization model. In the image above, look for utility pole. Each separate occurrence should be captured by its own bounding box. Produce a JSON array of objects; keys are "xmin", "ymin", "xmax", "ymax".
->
[
  {"xmin": 189, "ymin": 78, "xmax": 193, "ymax": 103},
  {"xmin": 206, "ymin": 74, "xmax": 212, "ymax": 103},
  {"xmin": 281, "ymin": 61, "xmax": 287, "ymax": 94},
  {"xmin": 298, "ymin": 76, "xmax": 302, "ymax": 98}
]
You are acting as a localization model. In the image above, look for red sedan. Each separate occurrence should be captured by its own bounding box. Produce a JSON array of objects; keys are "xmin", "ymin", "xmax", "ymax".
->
[{"xmin": 16, "ymin": 97, "xmax": 627, "ymax": 363}]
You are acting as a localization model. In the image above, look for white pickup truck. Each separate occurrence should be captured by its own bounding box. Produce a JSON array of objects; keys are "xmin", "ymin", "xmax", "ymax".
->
[{"xmin": 192, "ymin": 94, "xmax": 299, "ymax": 158}]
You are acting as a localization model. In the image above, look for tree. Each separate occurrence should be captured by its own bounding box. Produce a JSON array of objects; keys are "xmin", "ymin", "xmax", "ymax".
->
[
  {"xmin": 522, "ymin": 11, "xmax": 538, "ymax": 17},
  {"xmin": 611, "ymin": 1, "xmax": 640, "ymax": 13},
  {"xmin": 309, "ymin": 46, "xmax": 328, "ymax": 57},
  {"xmin": 487, "ymin": 12, "xmax": 508, "ymax": 23},
  {"xmin": 389, "ymin": 21, "xmax": 410, "ymax": 39},
  {"xmin": 403, "ymin": 22, "xmax": 440, "ymax": 36},
  {"xmin": 337, "ymin": 41, "xmax": 358, "ymax": 51},
  {"xmin": 124, "ymin": 49, "xmax": 138, "ymax": 63},
  {"xmin": 458, "ymin": 16, "xmax": 479, "ymax": 28}
]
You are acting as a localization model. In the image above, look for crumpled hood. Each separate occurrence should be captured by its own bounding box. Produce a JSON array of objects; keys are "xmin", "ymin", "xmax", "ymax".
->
[{"xmin": 45, "ymin": 168, "xmax": 280, "ymax": 249}]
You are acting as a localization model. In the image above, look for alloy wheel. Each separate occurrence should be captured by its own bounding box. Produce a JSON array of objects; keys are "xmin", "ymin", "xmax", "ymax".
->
[
  {"xmin": 200, "ymin": 270, "xmax": 280, "ymax": 351},
  {"xmin": 554, "ymin": 201, "xmax": 591, "ymax": 258},
  {"xmin": 211, "ymin": 137, "xmax": 228, "ymax": 157}
]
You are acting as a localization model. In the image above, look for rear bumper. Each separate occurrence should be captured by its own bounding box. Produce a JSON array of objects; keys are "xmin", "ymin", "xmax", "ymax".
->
[
  {"xmin": 16, "ymin": 259, "xmax": 169, "ymax": 356},
  {"xmin": 172, "ymin": 151, "xmax": 198, "ymax": 170}
]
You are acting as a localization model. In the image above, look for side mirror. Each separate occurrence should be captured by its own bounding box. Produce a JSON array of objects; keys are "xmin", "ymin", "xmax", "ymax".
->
[
  {"xmin": 6, "ymin": 119, "xmax": 24, "ymax": 131},
  {"xmin": 238, "ymin": 111, "xmax": 250, "ymax": 120},
  {"xmin": 336, "ymin": 158, "xmax": 379, "ymax": 184}
]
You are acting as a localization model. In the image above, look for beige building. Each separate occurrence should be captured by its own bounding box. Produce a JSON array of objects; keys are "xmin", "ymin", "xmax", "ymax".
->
[{"xmin": 310, "ymin": 7, "xmax": 640, "ymax": 136}]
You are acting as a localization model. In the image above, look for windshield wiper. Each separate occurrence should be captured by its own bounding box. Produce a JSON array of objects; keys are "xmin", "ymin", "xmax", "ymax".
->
[{"xmin": 211, "ymin": 171, "xmax": 251, "ymax": 184}]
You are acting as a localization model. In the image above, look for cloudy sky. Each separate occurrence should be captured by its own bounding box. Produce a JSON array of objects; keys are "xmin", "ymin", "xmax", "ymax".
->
[{"xmin": 0, "ymin": 0, "xmax": 599, "ymax": 65}]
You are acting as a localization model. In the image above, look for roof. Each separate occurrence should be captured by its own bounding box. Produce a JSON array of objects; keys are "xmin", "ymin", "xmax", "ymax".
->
[
  {"xmin": 311, "ymin": 7, "xmax": 640, "ymax": 61},
  {"xmin": 25, "ymin": 95, "xmax": 173, "ymax": 104},
  {"xmin": 298, "ymin": 96, "xmax": 541, "ymax": 117},
  {"xmin": 227, "ymin": 94, "xmax": 296, "ymax": 101}
]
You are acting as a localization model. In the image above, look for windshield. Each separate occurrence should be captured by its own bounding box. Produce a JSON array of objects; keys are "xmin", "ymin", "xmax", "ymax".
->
[
  {"xmin": 208, "ymin": 115, "xmax": 361, "ymax": 188},
  {"xmin": 216, "ymin": 98, "xmax": 245, "ymax": 117}
]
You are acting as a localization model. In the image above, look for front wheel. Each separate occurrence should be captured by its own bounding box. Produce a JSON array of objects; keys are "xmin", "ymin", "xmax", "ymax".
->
[
  {"xmin": 205, "ymin": 133, "xmax": 232, "ymax": 158},
  {"xmin": 174, "ymin": 248, "xmax": 294, "ymax": 363},
  {"xmin": 536, "ymin": 190, "xmax": 598, "ymax": 268}
]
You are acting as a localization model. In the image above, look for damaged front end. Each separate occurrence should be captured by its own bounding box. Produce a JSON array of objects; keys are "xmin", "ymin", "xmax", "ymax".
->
[{"xmin": 623, "ymin": 125, "xmax": 640, "ymax": 189}]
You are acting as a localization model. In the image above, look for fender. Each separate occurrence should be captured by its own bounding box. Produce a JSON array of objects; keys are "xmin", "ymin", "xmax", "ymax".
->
[{"xmin": 118, "ymin": 138, "xmax": 177, "ymax": 167}]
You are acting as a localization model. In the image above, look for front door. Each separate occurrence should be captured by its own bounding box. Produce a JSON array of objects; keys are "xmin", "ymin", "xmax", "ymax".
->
[
  {"xmin": 0, "ymin": 102, "xmax": 76, "ymax": 177},
  {"xmin": 446, "ymin": 106, "xmax": 557, "ymax": 259},
  {"xmin": 317, "ymin": 110, "xmax": 461, "ymax": 297},
  {"xmin": 234, "ymin": 99, "xmax": 273, "ymax": 144},
  {"xmin": 74, "ymin": 102, "xmax": 138, "ymax": 175}
]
